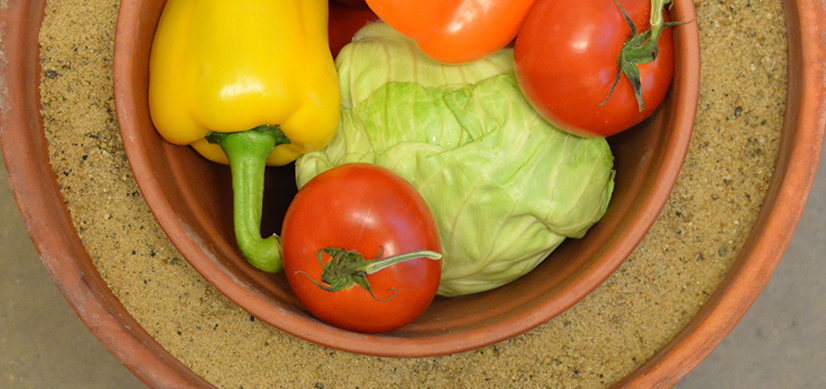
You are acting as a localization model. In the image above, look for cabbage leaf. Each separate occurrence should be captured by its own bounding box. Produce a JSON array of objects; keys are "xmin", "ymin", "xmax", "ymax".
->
[{"xmin": 296, "ymin": 23, "xmax": 615, "ymax": 296}]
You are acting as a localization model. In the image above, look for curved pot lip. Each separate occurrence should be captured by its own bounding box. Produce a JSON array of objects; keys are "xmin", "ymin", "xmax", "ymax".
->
[
  {"xmin": 0, "ymin": 0, "xmax": 823, "ymax": 388},
  {"xmin": 0, "ymin": 1, "xmax": 212, "ymax": 388},
  {"xmin": 610, "ymin": 0, "xmax": 826, "ymax": 387}
]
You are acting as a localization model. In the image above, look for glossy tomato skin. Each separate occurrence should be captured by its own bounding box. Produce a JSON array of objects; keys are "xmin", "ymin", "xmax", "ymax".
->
[
  {"xmin": 514, "ymin": 0, "xmax": 674, "ymax": 137},
  {"xmin": 281, "ymin": 163, "xmax": 442, "ymax": 333}
]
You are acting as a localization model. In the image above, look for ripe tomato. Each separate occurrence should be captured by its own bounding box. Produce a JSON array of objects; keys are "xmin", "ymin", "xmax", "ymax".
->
[
  {"xmin": 331, "ymin": 0, "xmax": 368, "ymax": 8},
  {"xmin": 281, "ymin": 163, "xmax": 442, "ymax": 333},
  {"xmin": 328, "ymin": 2, "xmax": 380, "ymax": 58},
  {"xmin": 514, "ymin": 0, "xmax": 675, "ymax": 137}
]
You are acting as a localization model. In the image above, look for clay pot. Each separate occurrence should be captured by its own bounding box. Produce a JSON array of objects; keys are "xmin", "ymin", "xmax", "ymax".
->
[
  {"xmin": 1, "ymin": 0, "xmax": 824, "ymax": 387},
  {"xmin": 112, "ymin": 1, "xmax": 698, "ymax": 357}
]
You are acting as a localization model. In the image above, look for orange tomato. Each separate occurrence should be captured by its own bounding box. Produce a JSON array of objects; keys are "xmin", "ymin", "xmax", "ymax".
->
[{"xmin": 364, "ymin": 0, "xmax": 537, "ymax": 64}]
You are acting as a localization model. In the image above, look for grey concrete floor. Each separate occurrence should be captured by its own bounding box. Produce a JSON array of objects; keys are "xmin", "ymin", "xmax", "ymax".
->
[{"xmin": 1, "ymin": 146, "xmax": 824, "ymax": 389}]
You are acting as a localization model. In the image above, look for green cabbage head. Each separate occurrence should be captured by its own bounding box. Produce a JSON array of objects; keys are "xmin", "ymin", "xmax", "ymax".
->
[{"xmin": 295, "ymin": 23, "xmax": 615, "ymax": 296}]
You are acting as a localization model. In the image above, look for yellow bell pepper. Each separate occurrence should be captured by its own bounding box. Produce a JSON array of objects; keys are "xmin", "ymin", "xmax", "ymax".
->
[{"xmin": 148, "ymin": 0, "xmax": 340, "ymax": 273}]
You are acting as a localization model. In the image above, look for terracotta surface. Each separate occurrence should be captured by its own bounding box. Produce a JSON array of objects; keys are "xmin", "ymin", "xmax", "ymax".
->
[
  {"xmin": 112, "ymin": 0, "xmax": 699, "ymax": 357},
  {"xmin": 614, "ymin": 1, "xmax": 826, "ymax": 386},
  {"xmin": 0, "ymin": 0, "xmax": 210, "ymax": 387},
  {"xmin": 0, "ymin": 0, "xmax": 824, "ymax": 388}
]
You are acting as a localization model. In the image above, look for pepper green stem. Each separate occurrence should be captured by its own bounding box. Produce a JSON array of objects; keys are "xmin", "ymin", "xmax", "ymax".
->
[{"xmin": 206, "ymin": 125, "xmax": 290, "ymax": 273}]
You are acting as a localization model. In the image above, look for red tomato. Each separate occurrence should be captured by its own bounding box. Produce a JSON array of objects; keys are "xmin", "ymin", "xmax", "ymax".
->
[
  {"xmin": 514, "ymin": 0, "xmax": 675, "ymax": 137},
  {"xmin": 331, "ymin": 0, "xmax": 368, "ymax": 8},
  {"xmin": 328, "ymin": 1, "xmax": 380, "ymax": 58},
  {"xmin": 281, "ymin": 163, "xmax": 442, "ymax": 333}
]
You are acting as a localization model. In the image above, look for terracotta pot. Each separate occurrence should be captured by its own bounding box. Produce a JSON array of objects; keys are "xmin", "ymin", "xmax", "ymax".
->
[
  {"xmin": 1, "ymin": 0, "xmax": 823, "ymax": 388},
  {"xmin": 111, "ymin": 0, "xmax": 698, "ymax": 357},
  {"xmin": 0, "ymin": 0, "xmax": 210, "ymax": 387}
]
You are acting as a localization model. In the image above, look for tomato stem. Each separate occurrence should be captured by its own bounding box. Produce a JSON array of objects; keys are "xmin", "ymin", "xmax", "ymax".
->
[
  {"xmin": 297, "ymin": 247, "xmax": 442, "ymax": 301},
  {"xmin": 356, "ymin": 249, "xmax": 442, "ymax": 274},
  {"xmin": 603, "ymin": 0, "xmax": 683, "ymax": 111},
  {"xmin": 639, "ymin": 0, "xmax": 671, "ymax": 55},
  {"xmin": 206, "ymin": 125, "xmax": 291, "ymax": 273}
]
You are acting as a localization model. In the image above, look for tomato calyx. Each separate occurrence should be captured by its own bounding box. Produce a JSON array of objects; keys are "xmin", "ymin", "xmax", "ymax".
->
[
  {"xmin": 604, "ymin": 0, "xmax": 685, "ymax": 111},
  {"xmin": 297, "ymin": 247, "xmax": 442, "ymax": 301}
]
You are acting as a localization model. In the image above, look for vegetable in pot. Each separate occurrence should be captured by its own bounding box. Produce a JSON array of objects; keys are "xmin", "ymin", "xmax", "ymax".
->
[
  {"xmin": 363, "ymin": 0, "xmax": 537, "ymax": 64},
  {"xmin": 514, "ymin": 0, "xmax": 678, "ymax": 137},
  {"xmin": 296, "ymin": 23, "xmax": 616, "ymax": 296},
  {"xmin": 282, "ymin": 163, "xmax": 442, "ymax": 333},
  {"xmin": 148, "ymin": 0, "xmax": 340, "ymax": 272}
]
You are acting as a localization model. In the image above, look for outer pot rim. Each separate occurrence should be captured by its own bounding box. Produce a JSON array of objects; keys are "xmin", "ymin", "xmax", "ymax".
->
[
  {"xmin": 1, "ymin": 0, "xmax": 823, "ymax": 388},
  {"xmin": 0, "ymin": 0, "xmax": 209, "ymax": 387},
  {"xmin": 610, "ymin": 1, "xmax": 826, "ymax": 387}
]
